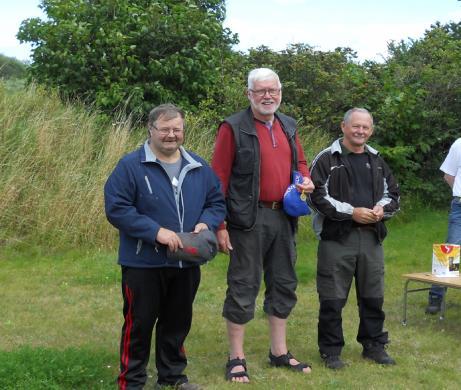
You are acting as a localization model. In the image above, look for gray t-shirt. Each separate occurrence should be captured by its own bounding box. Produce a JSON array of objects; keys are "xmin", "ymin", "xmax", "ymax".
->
[{"xmin": 159, "ymin": 157, "xmax": 182, "ymax": 186}]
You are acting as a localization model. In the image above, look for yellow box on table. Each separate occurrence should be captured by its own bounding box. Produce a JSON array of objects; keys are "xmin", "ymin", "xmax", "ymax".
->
[{"xmin": 432, "ymin": 244, "xmax": 460, "ymax": 277}]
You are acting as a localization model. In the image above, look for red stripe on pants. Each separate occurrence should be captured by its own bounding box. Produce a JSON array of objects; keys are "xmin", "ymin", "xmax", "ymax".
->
[{"xmin": 118, "ymin": 284, "xmax": 134, "ymax": 390}]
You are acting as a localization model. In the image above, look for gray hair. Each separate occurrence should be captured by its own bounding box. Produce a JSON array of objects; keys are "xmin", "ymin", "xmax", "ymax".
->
[
  {"xmin": 343, "ymin": 107, "xmax": 373, "ymax": 126},
  {"xmin": 147, "ymin": 103, "xmax": 185, "ymax": 130},
  {"xmin": 247, "ymin": 68, "xmax": 281, "ymax": 89}
]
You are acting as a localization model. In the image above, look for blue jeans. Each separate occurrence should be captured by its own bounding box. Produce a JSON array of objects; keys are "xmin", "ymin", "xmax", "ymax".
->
[{"xmin": 430, "ymin": 198, "xmax": 461, "ymax": 300}]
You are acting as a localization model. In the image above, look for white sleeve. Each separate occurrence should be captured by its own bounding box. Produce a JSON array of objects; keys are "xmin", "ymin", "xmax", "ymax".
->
[{"xmin": 440, "ymin": 138, "xmax": 461, "ymax": 177}]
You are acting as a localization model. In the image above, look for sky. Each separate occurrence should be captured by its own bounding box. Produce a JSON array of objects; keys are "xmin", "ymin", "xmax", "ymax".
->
[{"xmin": 1, "ymin": 0, "xmax": 461, "ymax": 62}]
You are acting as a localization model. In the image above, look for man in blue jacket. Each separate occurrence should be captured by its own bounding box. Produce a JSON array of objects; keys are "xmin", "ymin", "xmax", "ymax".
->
[{"xmin": 104, "ymin": 104, "xmax": 226, "ymax": 390}]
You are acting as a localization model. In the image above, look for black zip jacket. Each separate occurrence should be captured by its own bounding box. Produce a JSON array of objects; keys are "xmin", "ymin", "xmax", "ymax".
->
[{"xmin": 309, "ymin": 139, "xmax": 400, "ymax": 242}]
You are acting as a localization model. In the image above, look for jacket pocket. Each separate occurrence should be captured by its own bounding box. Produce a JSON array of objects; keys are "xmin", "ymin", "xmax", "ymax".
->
[
  {"xmin": 136, "ymin": 239, "xmax": 143, "ymax": 255},
  {"xmin": 233, "ymin": 148, "xmax": 255, "ymax": 174}
]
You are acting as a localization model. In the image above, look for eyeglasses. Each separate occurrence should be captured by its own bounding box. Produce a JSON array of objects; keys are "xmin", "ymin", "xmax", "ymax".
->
[
  {"xmin": 151, "ymin": 125, "xmax": 184, "ymax": 136},
  {"xmin": 249, "ymin": 88, "xmax": 281, "ymax": 97}
]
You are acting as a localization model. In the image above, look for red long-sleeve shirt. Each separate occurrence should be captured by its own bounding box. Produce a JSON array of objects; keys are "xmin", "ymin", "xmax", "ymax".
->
[{"xmin": 211, "ymin": 118, "xmax": 310, "ymax": 202}]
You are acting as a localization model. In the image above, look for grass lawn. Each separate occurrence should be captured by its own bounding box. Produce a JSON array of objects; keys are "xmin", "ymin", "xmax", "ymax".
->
[{"xmin": 1, "ymin": 209, "xmax": 461, "ymax": 389}]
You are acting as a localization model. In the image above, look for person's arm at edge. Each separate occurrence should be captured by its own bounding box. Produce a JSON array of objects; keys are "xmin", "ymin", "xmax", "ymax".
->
[
  {"xmin": 294, "ymin": 132, "xmax": 314, "ymax": 193},
  {"xmin": 295, "ymin": 132, "xmax": 309, "ymax": 177},
  {"xmin": 376, "ymin": 159, "xmax": 400, "ymax": 220},
  {"xmin": 104, "ymin": 159, "xmax": 161, "ymax": 244},
  {"xmin": 211, "ymin": 123, "xmax": 235, "ymax": 253},
  {"xmin": 308, "ymin": 151, "xmax": 354, "ymax": 220},
  {"xmin": 444, "ymin": 173, "xmax": 455, "ymax": 189},
  {"xmin": 195, "ymin": 163, "xmax": 227, "ymax": 234}
]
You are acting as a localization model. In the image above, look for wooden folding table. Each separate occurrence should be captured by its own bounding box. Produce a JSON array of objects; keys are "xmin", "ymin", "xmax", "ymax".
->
[{"xmin": 402, "ymin": 272, "xmax": 461, "ymax": 325}]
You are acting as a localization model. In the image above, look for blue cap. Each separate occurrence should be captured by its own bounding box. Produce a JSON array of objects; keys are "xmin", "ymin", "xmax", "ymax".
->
[{"xmin": 283, "ymin": 171, "xmax": 311, "ymax": 217}]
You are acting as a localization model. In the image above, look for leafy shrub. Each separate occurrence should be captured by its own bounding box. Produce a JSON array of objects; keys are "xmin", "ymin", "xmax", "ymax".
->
[{"xmin": 17, "ymin": 0, "xmax": 237, "ymax": 115}]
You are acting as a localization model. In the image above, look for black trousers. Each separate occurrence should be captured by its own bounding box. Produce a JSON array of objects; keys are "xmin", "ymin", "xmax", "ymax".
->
[
  {"xmin": 316, "ymin": 228, "xmax": 388, "ymax": 356},
  {"xmin": 118, "ymin": 266, "xmax": 201, "ymax": 390}
]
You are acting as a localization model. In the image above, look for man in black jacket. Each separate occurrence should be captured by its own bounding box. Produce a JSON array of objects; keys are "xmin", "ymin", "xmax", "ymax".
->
[{"xmin": 309, "ymin": 108, "xmax": 400, "ymax": 370}]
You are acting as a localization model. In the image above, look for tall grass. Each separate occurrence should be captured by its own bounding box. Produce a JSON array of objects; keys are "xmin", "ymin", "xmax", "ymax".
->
[
  {"xmin": 0, "ymin": 82, "xmax": 138, "ymax": 249},
  {"xmin": 0, "ymin": 82, "xmax": 331, "ymax": 251}
]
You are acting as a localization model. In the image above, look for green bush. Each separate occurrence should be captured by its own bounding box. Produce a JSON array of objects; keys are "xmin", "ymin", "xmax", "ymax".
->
[
  {"xmin": 372, "ymin": 22, "xmax": 461, "ymax": 204},
  {"xmin": 18, "ymin": 0, "xmax": 237, "ymax": 115}
]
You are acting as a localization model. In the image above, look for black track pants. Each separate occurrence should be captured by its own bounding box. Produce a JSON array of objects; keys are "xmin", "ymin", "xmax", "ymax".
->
[{"xmin": 118, "ymin": 266, "xmax": 200, "ymax": 389}]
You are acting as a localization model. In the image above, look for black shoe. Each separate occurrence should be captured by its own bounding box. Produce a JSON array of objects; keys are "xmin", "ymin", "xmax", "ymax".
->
[
  {"xmin": 155, "ymin": 382, "xmax": 201, "ymax": 390},
  {"xmin": 176, "ymin": 383, "xmax": 201, "ymax": 390},
  {"xmin": 425, "ymin": 297, "xmax": 442, "ymax": 314},
  {"xmin": 321, "ymin": 354, "xmax": 345, "ymax": 370},
  {"xmin": 362, "ymin": 342, "xmax": 396, "ymax": 365}
]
